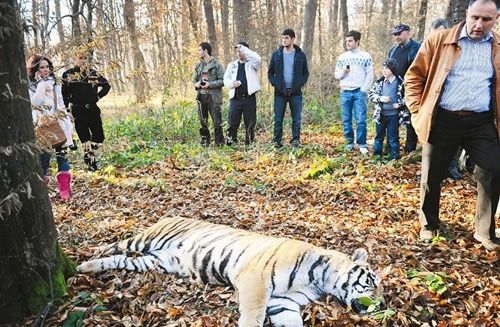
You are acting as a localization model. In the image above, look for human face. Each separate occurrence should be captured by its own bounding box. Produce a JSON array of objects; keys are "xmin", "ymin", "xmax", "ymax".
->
[
  {"xmin": 75, "ymin": 55, "xmax": 88, "ymax": 67},
  {"xmin": 382, "ymin": 66, "xmax": 393, "ymax": 79},
  {"xmin": 198, "ymin": 46, "xmax": 207, "ymax": 59},
  {"xmin": 466, "ymin": 0, "xmax": 499, "ymax": 41},
  {"xmin": 38, "ymin": 60, "xmax": 50, "ymax": 78},
  {"xmin": 235, "ymin": 47, "xmax": 245, "ymax": 61},
  {"xmin": 345, "ymin": 36, "xmax": 359, "ymax": 50},
  {"xmin": 282, "ymin": 35, "xmax": 294, "ymax": 48},
  {"xmin": 393, "ymin": 30, "xmax": 410, "ymax": 45}
]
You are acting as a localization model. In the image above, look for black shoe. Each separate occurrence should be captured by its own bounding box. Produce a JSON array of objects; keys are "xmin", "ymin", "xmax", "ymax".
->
[
  {"xmin": 448, "ymin": 166, "xmax": 462, "ymax": 180},
  {"xmin": 291, "ymin": 140, "xmax": 300, "ymax": 148},
  {"xmin": 273, "ymin": 142, "xmax": 283, "ymax": 149},
  {"xmin": 200, "ymin": 139, "xmax": 210, "ymax": 147}
]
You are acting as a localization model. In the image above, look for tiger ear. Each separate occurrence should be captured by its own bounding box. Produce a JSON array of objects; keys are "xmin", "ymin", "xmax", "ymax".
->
[{"xmin": 351, "ymin": 248, "xmax": 368, "ymax": 263}]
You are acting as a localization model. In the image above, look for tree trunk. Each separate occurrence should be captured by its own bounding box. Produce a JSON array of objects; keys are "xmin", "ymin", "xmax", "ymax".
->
[
  {"xmin": 0, "ymin": 1, "xmax": 73, "ymax": 323},
  {"xmin": 446, "ymin": 0, "xmax": 468, "ymax": 26},
  {"xmin": 54, "ymin": 0, "xmax": 65, "ymax": 43},
  {"xmin": 233, "ymin": 0, "xmax": 250, "ymax": 42},
  {"xmin": 71, "ymin": 0, "xmax": 81, "ymax": 38},
  {"xmin": 31, "ymin": 0, "xmax": 39, "ymax": 49},
  {"xmin": 340, "ymin": 0, "xmax": 348, "ymax": 38},
  {"xmin": 416, "ymin": 0, "xmax": 428, "ymax": 41},
  {"xmin": 301, "ymin": 0, "xmax": 317, "ymax": 61},
  {"xmin": 185, "ymin": 0, "xmax": 201, "ymax": 42},
  {"xmin": 203, "ymin": 0, "xmax": 218, "ymax": 57},
  {"xmin": 219, "ymin": 0, "xmax": 230, "ymax": 64},
  {"xmin": 328, "ymin": 0, "xmax": 338, "ymax": 36},
  {"xmin": 123, "ymin": 0, "xmax": 150, "ymax": 103}
]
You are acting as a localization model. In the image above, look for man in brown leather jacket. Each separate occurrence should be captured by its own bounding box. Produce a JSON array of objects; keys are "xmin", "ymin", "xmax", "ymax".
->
[{"xmin": 405, "ymin": 0, "xmax": 500, "ymax": 250}]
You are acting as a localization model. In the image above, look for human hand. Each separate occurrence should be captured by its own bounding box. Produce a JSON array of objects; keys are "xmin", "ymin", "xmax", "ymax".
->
[
  {"xmin": 201, "ymin": 81, "xmax": 210, "ymax": 89},
  {"xmin": 380, "ymin": 96, "xmax": 391, "ymax": 103},
  {"xmin": 194, "ymin": 82, "xmax": 201, "ymax": 89},
  {"xmin": 233, "ymin": 80, "xmax": 241, "ymax": 88},
  {"xmin": 393, "ymin": 103, "xmax": 401, "ymax": 109}
]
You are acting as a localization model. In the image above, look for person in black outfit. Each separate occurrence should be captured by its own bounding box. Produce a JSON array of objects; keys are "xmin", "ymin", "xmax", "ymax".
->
[
  {"xmin": 62, "ymin": 55, "xmax": 111, "ymax": 171},
  {"xmin": 388, "ymin": 24, "xmax": 421, "ymax": 153}
]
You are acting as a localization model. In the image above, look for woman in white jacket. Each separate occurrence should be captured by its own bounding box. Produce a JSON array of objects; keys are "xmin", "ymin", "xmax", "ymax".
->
[{"xmin": 27, "ymin": 55, "xmax": 74, "ymax": 200}]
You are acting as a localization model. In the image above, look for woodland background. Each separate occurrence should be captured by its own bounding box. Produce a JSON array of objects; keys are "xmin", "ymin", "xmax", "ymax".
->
[{"xmin": 0, "ymin": 0, "xmax": 497, "ymax": 326}]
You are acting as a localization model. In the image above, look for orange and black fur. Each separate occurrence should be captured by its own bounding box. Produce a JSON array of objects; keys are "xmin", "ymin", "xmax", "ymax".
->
[{"xmin": 78, "ymin": 217, "xmax": 380, "ymax": 327}]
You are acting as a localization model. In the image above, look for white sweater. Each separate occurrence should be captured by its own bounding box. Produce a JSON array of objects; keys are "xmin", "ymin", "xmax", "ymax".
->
[
  {"xmin": 223, "ymin": 45, "xmax": 261, "ymax": 99},
  {"xmin": 334, "ymin": 48, "xmax": 374, "ymax": 93},
  {"xmin": 29, "ymin": 78, "xmax": 74, "ymax": 147}
]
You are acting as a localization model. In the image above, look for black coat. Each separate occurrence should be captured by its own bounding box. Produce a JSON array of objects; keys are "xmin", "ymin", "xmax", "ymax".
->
[{"xmin": 268, "ymin": 44, "xmax": 309, "ymax": 96}]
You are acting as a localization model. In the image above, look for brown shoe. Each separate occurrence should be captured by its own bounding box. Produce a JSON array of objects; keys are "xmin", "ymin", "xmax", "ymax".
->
[
  {"xmin": 420, "ymin": 228, "xmax": 436, "ymax": 242},
  {"xmin": 473, "ymin": 233, "xmax": 500, "ymax": 250}
]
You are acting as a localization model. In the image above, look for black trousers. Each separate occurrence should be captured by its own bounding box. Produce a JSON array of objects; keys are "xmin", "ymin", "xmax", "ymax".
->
[
  {"xmin": 72, "ymin": 104, "xmax": 105, "ymax": 143},
  {"xmin": 197, "ymin": 93, "xmax": 224, "ymax": 145},
  {"xmin": 227, "ymin": 95, "xmax": 256, "ymax": 145},
  {"xmin": 420, "ymin": 109, "xmax": 500, "ymax": 240},
  {"xmin": 405, "ymin": 115, "xmax": 418, "ymax": 152}
]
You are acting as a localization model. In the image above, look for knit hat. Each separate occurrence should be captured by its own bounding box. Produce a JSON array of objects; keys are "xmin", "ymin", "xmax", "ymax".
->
[{"xmin": 382, "ymin": 58, "xmax": 398, "ymax": 75}]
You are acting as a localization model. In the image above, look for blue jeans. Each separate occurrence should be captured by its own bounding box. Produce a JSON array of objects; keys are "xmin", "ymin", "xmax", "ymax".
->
[
  {"xmin": 40, "ymin": 147, "xmax": 69, "ymax": 176},
  {"xmin": 373, "ymin": 114, "xmax": 400, "ymax": 160},
  {"xmin": 340, "ymin": 89, "xmax": 367, "ymax": 146},
  {"xmin": 273, "ymin": 94, "xmax": 302, "ymax": 144}
]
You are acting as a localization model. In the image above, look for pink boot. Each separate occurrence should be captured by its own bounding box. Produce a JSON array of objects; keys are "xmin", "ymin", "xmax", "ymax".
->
[
  {"xmin": 43, "ymin": 175, "xmax": 50, "ymax": 185},
  {"xmin": 56, "ymin": 171, "xmax": 72, "ymax": 201}
]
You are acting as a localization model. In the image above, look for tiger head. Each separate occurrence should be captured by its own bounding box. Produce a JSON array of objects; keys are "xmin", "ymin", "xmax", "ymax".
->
[{"xmin": 327, "ymin": 248, "xmax": 381, "ymax": 314}]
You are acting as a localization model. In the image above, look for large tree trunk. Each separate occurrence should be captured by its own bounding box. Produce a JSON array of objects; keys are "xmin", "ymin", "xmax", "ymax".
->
[
  {"xmin": 185, "ymin": 0, "xmax": 201, "ymax": 42},
  {"xmin": 71, "ymin": 0, "xmax": 81, "ymax": 38},
  {"xmin": 124, "ymin": 0, "xmax": 150, "ymax": 103},
  {"xmin": 340, "ymin": 0, "xmax": 348, "ymax": 38},
  {"xmin": 203, "ymin": 0, "xmax": 218, "ymax": 57},
  {"xmin": 219, "ymin": 0, "xmax": 230, "ymax": 64},
  {"xmin": 233, "ymin": 0, "xmax": 250, "ymax": 42},
  {"xmin": 54, "ymin": 0, "xmax": 65, "ymax": 43},
  {"xmin": 301, "ymin": 0, "xmax": 317, "ymax": 61},
  {"xmin": 416, "ymin": 0, "xmax": 428, "ymax": 41},
  {"xmin": 0, "ymin": 0, "xmax": 72, "ymax": 323},
  {"xmin": 446, "ymin": 0, "xmax": 468, "ymax": 26}
]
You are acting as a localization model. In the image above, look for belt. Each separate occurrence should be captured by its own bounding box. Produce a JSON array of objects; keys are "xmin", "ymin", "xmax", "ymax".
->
[
  {"xmin": 234, "ymin": 93, "xmax": 252, "ymax": 99},
  {"xmin": 440, "ymin": 108, "xmax": 487, "ymax": 117},
  {"xmin": 198, "ymin": 90, "xmax": 211, "ymax": 95}
]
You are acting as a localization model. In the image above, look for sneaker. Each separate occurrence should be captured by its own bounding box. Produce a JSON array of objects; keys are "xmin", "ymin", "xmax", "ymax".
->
[
  {"xmin": 473, "ymin": 233, "xmax": 500, "ymax": 250},
  {"xmin": 420, "ymin": 228, "xmax": 436, "ymax": 242},
  {"xmin": 345, "ymin": 144, "xmax": 354, "ymax": 151},
  {"xmin": 359, "ymin": 147, "xmax": 369, "ymax": 155},
  {"xmin": 274, "ymin": 142, "xmax": 283, "ymax": 149},
  {"xmin": 291, "ymin": 140, "xmax": 300, "ymax": 148}
]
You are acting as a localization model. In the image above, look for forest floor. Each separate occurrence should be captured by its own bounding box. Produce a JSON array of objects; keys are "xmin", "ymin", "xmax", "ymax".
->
[{"xmin": 23, "ymin": 104, "xmax": 499, "ymax": 326}]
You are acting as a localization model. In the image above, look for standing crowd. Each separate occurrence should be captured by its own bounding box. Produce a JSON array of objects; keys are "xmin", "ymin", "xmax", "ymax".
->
[{"xmin": 27, "ymin": 0, "xmax": 499, "ymax": 250}]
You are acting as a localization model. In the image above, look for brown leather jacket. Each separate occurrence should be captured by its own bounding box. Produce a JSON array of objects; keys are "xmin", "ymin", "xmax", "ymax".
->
[{"xmin": 405, "ymin": 22, "xmax": 500, "ymax": 143}]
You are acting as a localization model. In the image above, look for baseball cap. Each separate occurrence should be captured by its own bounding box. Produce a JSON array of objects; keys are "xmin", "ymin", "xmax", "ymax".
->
[{"xmin": 392, "ymin": 24, "xmax": 410, "ymax": 35}]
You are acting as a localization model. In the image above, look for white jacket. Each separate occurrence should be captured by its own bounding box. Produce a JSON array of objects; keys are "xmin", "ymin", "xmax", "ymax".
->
[
  {"xmin": 29, "ymin": 78, "xmax": 74, "ymax": 147},
  {"xmin": 224, "ymin": 45, "xmax": 261, "ymax": 99}
]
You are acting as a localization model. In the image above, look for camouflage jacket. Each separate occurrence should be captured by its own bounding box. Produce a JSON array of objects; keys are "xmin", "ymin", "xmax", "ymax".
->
[{"xmin": 368, "ymin": 76, "xmax": 410, "ymax": 126}]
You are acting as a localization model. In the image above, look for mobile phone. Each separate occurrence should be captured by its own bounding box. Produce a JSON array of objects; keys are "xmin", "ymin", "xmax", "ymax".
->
[{"xmin": 346, "ymin": 65, "xmax": 350, "ymax": 69}]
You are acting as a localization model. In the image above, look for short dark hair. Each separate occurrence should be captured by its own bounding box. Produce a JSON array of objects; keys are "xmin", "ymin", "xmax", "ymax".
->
[
  {"xmin": 430, "ymin": 18, "xmax": 449, "ymax": 30},
  {"xmin": 346, "ymin": 30, "xmax": 362, "ymax": 42},
  {"xmin": 468, "ymin": 0, "xmax": 500, "ymax": 10},
  {"xmin": 282, "ymin": 29, "xmax": 296, "ymax": 38},
  {"xmin": 199, "ymin": 42, "xmax": 212, "ymax": 56}
]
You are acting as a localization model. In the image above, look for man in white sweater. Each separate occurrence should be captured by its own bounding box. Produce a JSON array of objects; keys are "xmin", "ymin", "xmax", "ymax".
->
[
  {"xmin": 334, "ymin": 30, "xmax": 374, "ymax": 154},
  {"xmin": 223, "ymin": 42, "xmax": 261, "ymax": 145}
]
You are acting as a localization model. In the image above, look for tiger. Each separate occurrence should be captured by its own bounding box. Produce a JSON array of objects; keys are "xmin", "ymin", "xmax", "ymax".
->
[{"xmin": 78, "ymin": 217, "xmax": 381, "ymax": 327}]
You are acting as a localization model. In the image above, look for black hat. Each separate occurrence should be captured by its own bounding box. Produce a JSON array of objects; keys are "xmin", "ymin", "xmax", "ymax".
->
[
  {"xmin": 382, "ymin": 58, "xmax": 398, "ymax": 75},
  {"xmin": 392, "ymin": 24, "xmax": 410, "ymax": 35},
  {"xmin": 235, "ymin": 41, "xmax": 249, "ymax": 49}
]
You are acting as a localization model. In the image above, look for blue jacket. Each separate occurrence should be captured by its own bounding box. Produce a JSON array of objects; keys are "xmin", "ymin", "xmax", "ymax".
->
[
  {"xmin": 388, "ymin": 39, "xmax": 421, "ymax": 74},
  {"xmin": 268, "ymin": 44, "xmax": 309, "ymax": 96}
]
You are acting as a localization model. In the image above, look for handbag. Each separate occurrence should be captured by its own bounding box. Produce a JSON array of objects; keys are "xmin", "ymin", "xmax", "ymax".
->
[{"xmin": 34, "ymin": 86, "xmax": 67, "ymax": 149}]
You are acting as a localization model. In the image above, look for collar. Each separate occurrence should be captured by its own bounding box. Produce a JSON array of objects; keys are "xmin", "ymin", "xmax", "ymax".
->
[
  {"xmin": 384, "ymin": 75, "xmax": 396, "ymax": 83},
  {"xmin": 459, "ymin": 25, "xmax": 493, "ymax": 43},
  {"xmin": 399, "ymin": 39, "xmax": 411, "ymax": 49},
  {"xmin": 349, "ymin": 47, "xmax": 360, "ymax": 53}
]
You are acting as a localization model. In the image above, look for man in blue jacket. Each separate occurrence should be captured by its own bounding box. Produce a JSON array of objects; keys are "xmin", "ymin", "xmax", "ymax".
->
[
  {"xmin": 268, "ymin": 29, "xmax": 309, "ymax": 148},
  {"xmin": 388, "ymin": 24, "xmax": 421, "ymax": 153}
]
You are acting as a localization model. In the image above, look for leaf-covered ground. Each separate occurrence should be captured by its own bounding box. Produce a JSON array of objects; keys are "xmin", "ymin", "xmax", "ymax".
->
[{"xmin": 27, "ymin": 131, "xmax": 499, "ymax": 327}]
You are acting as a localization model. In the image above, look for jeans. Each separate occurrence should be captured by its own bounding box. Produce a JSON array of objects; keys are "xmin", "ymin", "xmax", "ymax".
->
[
  {"xmin": 340, "ymin": 89, "xmax": 367, "ymax": 146},
  {"xmin": 40, "ymin": 146, "xmax": 70, "ymax": 176},
  {"xmin": 227, "ymin": 95, "xmax": 256, "ymax": 145},
  {"xmin": 419, "ymin": 109, "xmax": 500, "ymax": 240},
  {"xmin": 373, "ymin": 114, "xmax": 400, "ymax": 159},
  {"xmin": 272, "ymin": 94, "xmax": 302, "ymax": 144}
]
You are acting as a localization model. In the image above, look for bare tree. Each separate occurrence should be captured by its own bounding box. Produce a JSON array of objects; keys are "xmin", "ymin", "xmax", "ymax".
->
[
  {"xmin": 185, "ymin": 0, "xmax": 201, "ymax": 42},
  {"xmin": 446, "ymin": 0, "xmax": 468, "ymax": 26},
  {"xmin": 124, "ymin": 0, "xmax": 150, "ymax": 103},
  {"xmin": 0, "ymin": 0, "xmax": 72, "ymax": 322},
  {"xmin": 340, "ymin": 0, "xmax": 348, "ymax": 38},
  {"xmin": 71, "ymin": 0, "xmax": 81, "ymax": 38},
  {"xmin": 220, "ymin": 0, "xmax": 231, "ymax": 64},
  {"xmin": 233, "ymin": 0, "xmax": 250, "ymax": 43},
  {"xmin": 416, "ymin": 0, "xmax": 428, "ymax": 40},
  {"xmin": 54, "ymin": 0, "xmax": 65, "ymax": 43},
  {"xmin": 203, "ymin": 0, "xmax": 218, "ymax": 56},
  {"xmin": 301, "ymin": 0, "xmax": 318, "ymax": 60}
]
